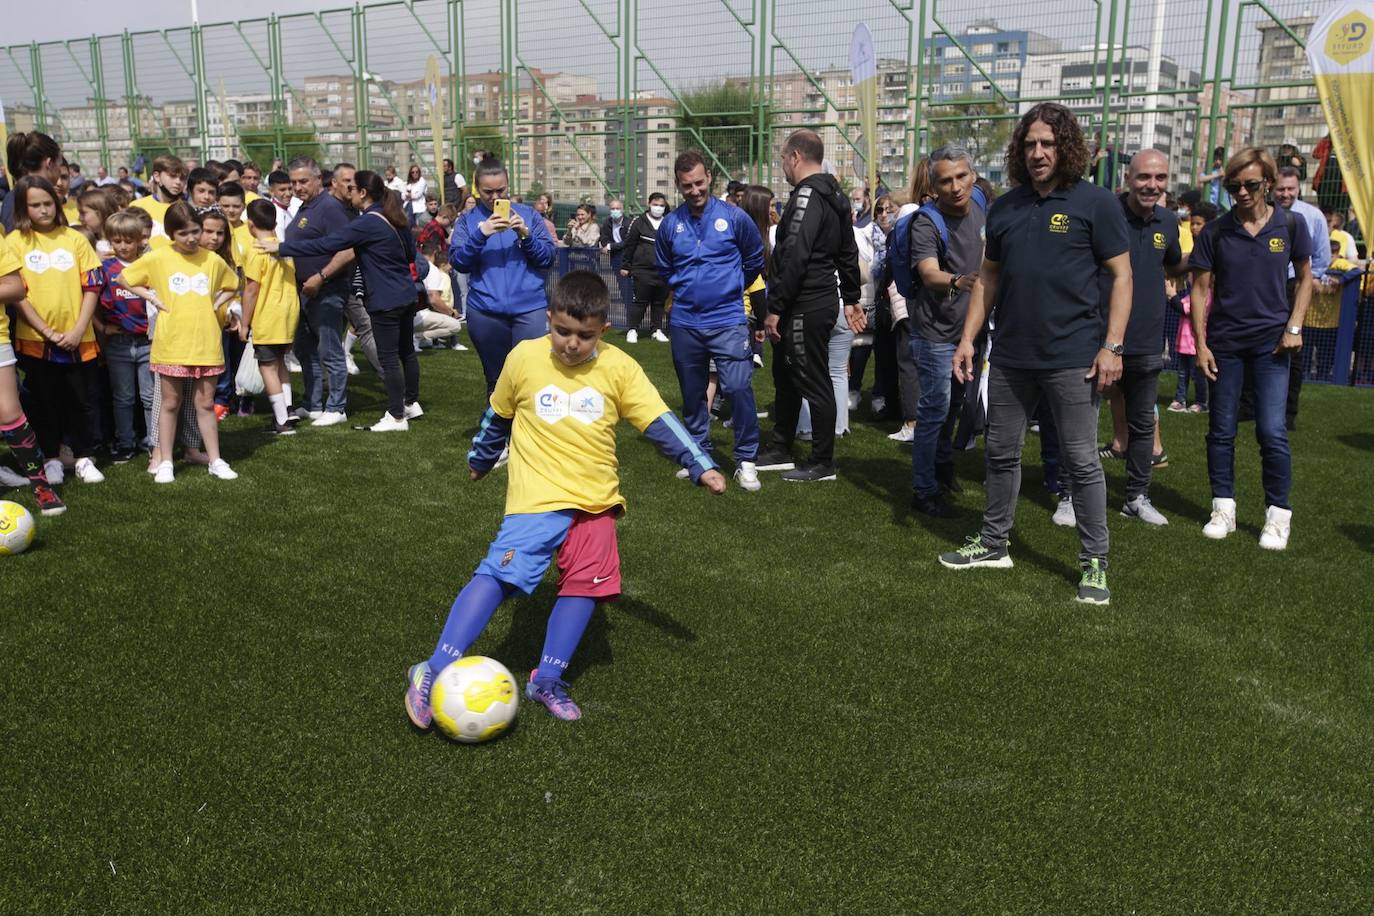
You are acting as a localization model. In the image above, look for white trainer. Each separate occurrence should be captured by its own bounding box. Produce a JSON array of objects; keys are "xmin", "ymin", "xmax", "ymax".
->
[
  {"xmin": 207, "ymin": 459, "xmax": 238, "ymax": 480},
  {"xmin": 1122, "ymin": 494, "xmax": 1168, "ymax": 526},
  {"xmin": 675, "ymin": 467, "xmax": 690, "ymax": 480},
  {"xmin": 312, "ymin": 411, "xmax": 348, "ymax": 427},
  {"xmin": 887, "ymin": 424, "xmax": 914, "ymax": 443},
  {"xmin": 626, "ymin": 329, "xmax": 638, "ymax": 344},
  {"xmin": 345, "ymin": 354, "xmax": 361, "ymax": 376},
  {"xmin": 404, "ymin": 402, "xmax": 425, "ymax": 420},
  {"xmin": 1202, "ymin": 497, "xmax": 1237, "ymax": 540},
  {"xmin": 651, "ymin": 330, "xmax": 669, "ymax": 343},
  {"xmin": 1052, "ymin": 495, "xmax": 1076, "ymax": 528},
  {"xmin": 0, "ymin": 465, "xmax": 29, "ymax": 488},
  {"xmin": 734, "ymin": 461, "xmax": 761, "ymax": 492},
  {"xmin": 369, "ymin": 412, "xmax": 409, "ymax": 432},
  {"xmin": 285, "ymin": 352, "xmax": 303, "ymax": 373},
  {"xmin": 74, "ymin": 457, "xmax": 105, "ymax": 483},
  {"xmin": 44, "ymin": 459, "xmax": 64, "ymax": 486},
  {"xmin": 1259, "ymin": 505, "xmax": 1291, "ymax": 551},
  {"xmin": 153, "ymin": 461, "xmax": 175, "ymax": 484}
]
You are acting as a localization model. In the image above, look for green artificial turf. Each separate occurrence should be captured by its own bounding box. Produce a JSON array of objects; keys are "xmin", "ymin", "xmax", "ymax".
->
[{"xmin": 3, "ymin": 337, "xmax": 1371, "ymax": 912}]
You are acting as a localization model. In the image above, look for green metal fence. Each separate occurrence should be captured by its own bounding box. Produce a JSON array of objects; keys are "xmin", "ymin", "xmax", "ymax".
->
[{"xmin": 0, "ymin": 0, "xmax": 1333, "ymax": 206}]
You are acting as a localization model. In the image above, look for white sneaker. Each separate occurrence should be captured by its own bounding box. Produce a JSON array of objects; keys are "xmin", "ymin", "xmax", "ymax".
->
[
  {"xmin": 847, "ymin": 391, "xmax": 861, "ymax": 411},
  {"xmin": 752, "ymin": 353, "xmax": 763, "ymax": 368},
  {"xmin": 207, "ymin": 459, "xmax": 238, "ymax": 480},
  {"xmin": 626, "ymin": 329, "xmax": 638, "ymax": 344},
  {"xmin": 285, "ymin": 353, "xmax": 302, "ymax": 373},
  {"xmin": 652, "ymin": 330, "xmax": 669, "ymax": 343},
  {"xmin": 1259, "ymin": 505, "xmax": 1292, "ymax": 550},
  {"xmin": 369, "ymin": 413, "xmax": 409, "ymax": 432},
  {"xmin": 675, "ymin": 467, "xmax": 690, "ymax": 480},
  {"xmin": 294, "ymin": 407, "xmax": 322, "ymax": 421},
  {"xmin": 0, "ymin": 465, "xmax": 29, "ymax": 488},
  {"xmin": 312, "ymin": 411, "xmax": 348, "ymax": 427},
  {"xmin": 452, "ymin": 341, "xmax": 468, "ymax": 351},
  {"xmin": 1202, "ymin": 497, "xmax": 1237, "ymax": 540},
  {"xmin": 44, "ymin": 459, "xmax": 64, "ymax": 486},
  {"xmin": 871, "ymin": 396, "xmax": 887, "ymax": 414},
  {"xmin": 345, "ymin": 354, "xmax": 360, "ymax": 376},
  {"xmin": 734, "ymin": 461, "xmax": 761, "ymax": 492},
  {"xmin": 153, "ymin": 461, "xmax": 175, "ymax": 484},
  {"xmin": 1052, "ymin": 495, "xmax": 1076, "ymax": 528},
  {"xmin": 404, "ymin": 402, "xmax": 425, "ymax": 420},
  {"xmin": 74, "ymin": 457, "xmax": 105, "ymax": 483},
  {"xmin": 495, "ymin": 446, "xmax": 510, "ymax": 468},
  {"xmin": 1122, "ymin": 494, "xmax": 1168, "ymax": 526},
  {"xmin": 888, "ymin": 424, "xmax": 915, "ymax": 443}
]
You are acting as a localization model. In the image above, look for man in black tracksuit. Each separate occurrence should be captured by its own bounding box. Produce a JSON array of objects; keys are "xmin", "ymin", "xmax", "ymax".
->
[{"xmin": 757, "ymin": 129, "xmax": 864, "ymax": 482}]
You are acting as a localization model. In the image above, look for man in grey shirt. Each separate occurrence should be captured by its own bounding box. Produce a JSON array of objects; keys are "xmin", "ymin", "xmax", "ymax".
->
[{"xmin": 909, "ymin": 145, "xmax": 986, "ymax": 518}]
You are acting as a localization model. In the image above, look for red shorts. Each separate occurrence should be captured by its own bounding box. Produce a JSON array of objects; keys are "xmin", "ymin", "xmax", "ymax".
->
[{"xmin": 556, "ymin": 510, "xmax": 621, "ymax": 599}]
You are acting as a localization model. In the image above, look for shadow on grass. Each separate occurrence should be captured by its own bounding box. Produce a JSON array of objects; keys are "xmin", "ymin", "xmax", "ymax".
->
[
  {"xmin": 1337, "ymin": 432, "xmax": 1374, "ymax": 453},
  {"xmin": 1339, "ymin": 523, "xmax": 1374, "ymax": 554}
]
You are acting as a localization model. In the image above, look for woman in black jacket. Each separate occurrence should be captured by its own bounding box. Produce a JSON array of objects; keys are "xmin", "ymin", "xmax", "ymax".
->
[
  {"xmin": 618, "ymin": 192, "xmax": 670, "ymax": 342},
  {"xmin": 259, "ymin": 170, "xmax": 421, "ymax": 431}
]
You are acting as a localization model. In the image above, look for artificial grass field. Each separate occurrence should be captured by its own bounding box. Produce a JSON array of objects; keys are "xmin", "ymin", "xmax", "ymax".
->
[{"xmin": 4, "ymin": 336, "xmax": 1371, "ymax": 912}]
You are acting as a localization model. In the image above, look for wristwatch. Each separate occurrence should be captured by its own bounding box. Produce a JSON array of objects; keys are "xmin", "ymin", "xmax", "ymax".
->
[
  {"xmin": 1101, "ymin": 341, "xmax": 1125, "ymax": 355},
  {"xmin": 947, "ymin": 274, "xmax": 962, "ymax": 299},
  {"xmin": 1286, "ymin": 325, "xmax": 1303, "ymax": 335}
]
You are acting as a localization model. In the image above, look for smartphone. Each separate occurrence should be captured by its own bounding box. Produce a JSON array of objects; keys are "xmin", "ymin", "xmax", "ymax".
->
[{"xmin": 493, "ymin": 198, "xmax": 510, "ymax": 222}]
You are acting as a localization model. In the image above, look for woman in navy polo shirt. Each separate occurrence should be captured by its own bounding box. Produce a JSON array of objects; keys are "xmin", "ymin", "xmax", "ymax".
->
[{"xmin": 1189, "ymin": 147, "xmax": 1312, "ymax": 551}]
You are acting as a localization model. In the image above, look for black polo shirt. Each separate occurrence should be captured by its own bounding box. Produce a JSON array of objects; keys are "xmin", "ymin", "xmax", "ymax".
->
[
  {"xmin": 284, "ymin": 191, "xmax": 352, "ymax": 296},
  {"xmin": 1110, "ymin": 194, "xmax": 1182, "ymax": 355},
  {"xmin": 985, "ymin": 180, "xmax": 1129, "ymax": 370},
  {"xmin": 1190, "ymin": 205, "xmax": 1312, "ymax": 353}
]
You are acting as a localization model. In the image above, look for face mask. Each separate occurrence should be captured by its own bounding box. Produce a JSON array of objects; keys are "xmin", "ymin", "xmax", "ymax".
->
[
  {"xmin": 851, "ymin": 201, "xmax": 864, "ymax": 214},
  {"xmin": 1177, "ymin": 207, "xmax": 1190, "ymax": 219},
  {"xmin": 610, "ymin": 209, "xmax": 622, "ymax": 220},
  {"xmin": 649, "ymin": 205, "xmax": 665, "ymax": 218}
]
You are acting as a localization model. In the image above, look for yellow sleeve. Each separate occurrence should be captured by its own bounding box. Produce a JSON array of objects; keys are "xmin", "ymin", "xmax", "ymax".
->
[
  {"xmin": 242, "ymin": 248, "xmax": 265, "ymax": 284},
  {"xmin": 119, "ymin": 252, "xmax": 153, "ymax": 288},
  {"xmin": 0, "ymin": 240, "xmax": 20, "ymax": 274},
  {"xmin": 74, "ymin": 232, "xmax": 102, "ymax": 274},
  {"xmin": 488, "ymin": 345, "xmax": 522, "ymax": 419},
  {"xmin": 614, "ymin": 354, "xmax": 671, "ymax": 432},
  {"xmin": 212, "ymin": 253, "xmax": 239, "ymax": 294}
]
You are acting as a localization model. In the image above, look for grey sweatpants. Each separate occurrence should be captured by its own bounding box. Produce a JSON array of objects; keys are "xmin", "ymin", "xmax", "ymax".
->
[
  {"xmin": 345, "ymin": 296, "xmax": 382, "ymax": 375},
  {"xmin": 981, "ymin": 363, "xmax": 1108, "ymax": 561}
]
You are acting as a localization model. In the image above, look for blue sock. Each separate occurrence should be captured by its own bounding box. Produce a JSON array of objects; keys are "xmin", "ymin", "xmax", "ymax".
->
[
  {"xmin": 428, "ymin": 574, "xmax": 512, "ymax": 673},
  {"xmin": 534, "ymin": 597, "xmax": 597, "ymax": 682}
]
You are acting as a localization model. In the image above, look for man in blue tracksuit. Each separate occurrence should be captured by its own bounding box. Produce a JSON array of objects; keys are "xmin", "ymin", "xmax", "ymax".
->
[
  {"xmin": 655, "ymin": 150, "xmax": 766, "ymax": 492},
  {"xmin": 449, "ymin": 157, "xmax": 557, "ymax": 393}
]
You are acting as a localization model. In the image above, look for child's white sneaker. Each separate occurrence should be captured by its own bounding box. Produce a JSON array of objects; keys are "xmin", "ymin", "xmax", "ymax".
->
[
  {"xmin": 369, "ymin": 413, "xmax": 409, "ymax": 432},
  {"xmin": 1259, "ymin": 505, "xmax": 1291, "ymax": 551},
  {"xmin": 44, "ymin": 459, "xmax": 64, "ymax": 485},
  {"xmin": 153, "ymin": 461, "xmax": 175, "ymax": 484},
  {"xmin": 404, "ymin": 402, "xmax": 425, "ymax": 420},
  {"xmin": 207, "ymin": 459, "xmax": 238, "ymax": 480},
  {"xmin": 73, "ymin": 457, "xmax": 105, "ymax": 483},
  {"xmin": 1202, "ymin": 497, "xmax": 1236, "ymax": 540}
]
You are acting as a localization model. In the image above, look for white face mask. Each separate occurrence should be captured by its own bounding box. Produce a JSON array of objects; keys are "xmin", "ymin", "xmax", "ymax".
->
[
  {"xmin": 649, "ymin": 205, "xmax": 665, "ymax": 218},
  {"xmin": 1177, "ymin": 207, "xmax": 1191, "ymax": 219},
  {"xmin": 609, "ymin": 209, "xmax": 623, "ymax": 220},
  {"xmin": 851, "ymin": 201, "xmax": 865, "ymax": 214}
]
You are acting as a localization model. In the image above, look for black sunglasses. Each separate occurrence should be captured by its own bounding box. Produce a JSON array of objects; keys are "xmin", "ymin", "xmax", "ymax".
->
[{"xmin": 1223, "ymin": 178, "xmax": 1265, "ymax": 196}]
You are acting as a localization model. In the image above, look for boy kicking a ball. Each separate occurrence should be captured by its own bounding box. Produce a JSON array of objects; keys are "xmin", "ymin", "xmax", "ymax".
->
[{"xmin": 406, "ymin": 270, "xmax": 726, "ymax": 725}]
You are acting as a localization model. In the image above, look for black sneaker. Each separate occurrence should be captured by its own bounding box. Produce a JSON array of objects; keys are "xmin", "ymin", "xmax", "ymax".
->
[
  {"xmin": 1075, "ymin": 557, "xmax": 1110, "ymax": 605},
  {"xmin": 270, "ymin": 421, "xmax": 297, "ymax": 436},
  {"xmin": 1151, "ymin": 452, "xmax": 1169, "ymax": 469},
  {"xmin": 935, "ymin": 462, "xmax": 962, "ymax": 493},
  {"xmin": 781, "ymin": 463, "xmax": 836, "ymax": 482},
  {"xmin": 911, "ymin": 491, "xmax": 957, "ymax": 518},
  {"xmin": 754, "ymin": 446, "xmax": 795, "ymax": 472},
  {"xmin": 938, "ymin": 535, "xmax": 1013, "ymax": 569},
  {"xmin": 110, "ymin": 447, "xmax": 137, "ymax": 464}
]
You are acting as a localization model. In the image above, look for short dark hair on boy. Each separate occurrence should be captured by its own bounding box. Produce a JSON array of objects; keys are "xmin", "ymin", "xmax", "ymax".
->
[
  {"xmin": 245, "ymin": 198, "xmax": 277, "ymax": 231},
  {"xmin": 216, "ymin": 181, "xmax": 245, "ymax": 201},
  {"xmin": 550, "ymin": 269, "xmax": 610, "ymax": 323},
  {"xmin": 187, "ymin": 167, "xmax": 218, "ymax": 190},
  {"xmin": 268, "ymin": 170, "xmax": 291, "ymax": 186}
]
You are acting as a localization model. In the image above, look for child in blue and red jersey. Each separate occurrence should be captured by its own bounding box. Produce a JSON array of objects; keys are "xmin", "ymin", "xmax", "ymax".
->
[
  {"xmin": 404, "ymin": 271, "xmax": 726, "ymax": 727},
  {"xmin": 98, "ymin": 210, "xmax": 155, "ymax": 463}
]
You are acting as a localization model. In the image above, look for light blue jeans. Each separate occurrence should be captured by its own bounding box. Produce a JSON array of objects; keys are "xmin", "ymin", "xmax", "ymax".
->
[
  {"xmin": 798, "ymin": 306, "xmax": 855, "ymax": 436},
  {"xmin": 104, "ymin": 333, "xmax": 154, "ymax": 451}
]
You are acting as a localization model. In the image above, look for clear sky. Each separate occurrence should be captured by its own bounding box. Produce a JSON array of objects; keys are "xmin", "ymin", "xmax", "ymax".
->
[{"xmin": 5, "ymin": 0, "xmax": 334, "ymax": 44}]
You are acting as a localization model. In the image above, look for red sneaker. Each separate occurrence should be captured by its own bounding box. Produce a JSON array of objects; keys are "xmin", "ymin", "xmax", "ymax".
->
[
  {"xmin": 32, "ymin": 483, "xmax": 67, "ymax": 516},
  {"xmin": 213, "ymin": 404, "xmax": 230, "ymax": 422}
]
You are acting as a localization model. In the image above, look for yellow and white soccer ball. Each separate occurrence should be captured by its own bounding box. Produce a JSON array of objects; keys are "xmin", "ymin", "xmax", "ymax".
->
[
  {"xmin": 432, "ymin": 656, "xmax": 519, "ymax": 743},
  {"xmin": 0, "ymin": 500, "xmax": 35, "ymax": 556}
]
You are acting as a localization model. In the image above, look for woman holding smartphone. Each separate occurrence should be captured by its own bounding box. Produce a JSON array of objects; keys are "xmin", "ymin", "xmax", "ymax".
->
[{"xmin": 447, "ymin": 156, "xmax": 557, "ymax": 394}]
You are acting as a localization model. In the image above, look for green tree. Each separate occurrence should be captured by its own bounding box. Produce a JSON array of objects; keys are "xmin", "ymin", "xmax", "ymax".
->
[
  {"xmin": 927, "ymin": 97, "xmax": 1013, "ymax": 176},
  {"xmin": 238, "ymin": 127, "xmax": 321, "ymax": 170},
  {"xmin": 677, "ymin": 81, "xmax": 758, "ymax": 183}
]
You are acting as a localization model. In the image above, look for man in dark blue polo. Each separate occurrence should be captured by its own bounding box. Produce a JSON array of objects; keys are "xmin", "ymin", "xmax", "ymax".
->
[
  {"xmin": 286, "ymin": 156, "xmax": 355, "ymax": 426},
  {"xmin": 940, "ymin": 103, "xmax": 1132, "ymax": 607}
]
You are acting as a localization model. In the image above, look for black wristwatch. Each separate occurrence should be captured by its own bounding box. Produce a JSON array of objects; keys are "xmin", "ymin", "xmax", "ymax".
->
[
  {"xmin": 1101, "ymin": 341, "xmax": 1125, "ymax": 355},
  {"xmin": 947, "ymin": 274, "xmax": 962, "ymax": 299}
]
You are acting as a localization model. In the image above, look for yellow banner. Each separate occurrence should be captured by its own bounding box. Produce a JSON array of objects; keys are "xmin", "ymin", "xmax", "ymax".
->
[
  {"xmin": 850, "ymin": 24, "xmax": 878, "ymax": 195},
  {"xmin": 1306, "ymin": 2, "xmax": 1374, "ymax": 242},
  {"xmin": 425, "ymin": 55, "xmax": 446, "ymax": 205}
]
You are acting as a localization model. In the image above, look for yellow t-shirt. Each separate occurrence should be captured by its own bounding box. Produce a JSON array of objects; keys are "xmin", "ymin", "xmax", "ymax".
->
[
  {"xmin": 2, "ymin": 227, "xmax": 101, "ymax": 344},
  {"xmin": 743, "ymin": 273, "xmax": 765, "ymax": 317},
  {"xmin": 1179, "ymin": 222, "xmax": 1194, "ymax": 255},
  {"xmin": 130, "ymin": 196, "xmax": 173, "ymax": 248},
  {"xmin": 0, "ymin": 244, "xmax": 21, "ymax": 340},
  {"xmin": 491, "ymin": 336, "xmax": 671, "ymax": 515},
  {"xmin": 121, "ymin": 246, "xmax": 238, "ymax": 366},
  {"xmin": 245, "ymin": 190, "xmax": 262, "ymax": 205},
  {"xmin": 241, "ymin": 246, "xmax": 300, "ymax": 346},
  {"xmin": 63, "ymin": 199, "xmax": 81, "ymax": 226},
  {"xmin": 231, "ymin": 223, "xmax": 254, "ymax": 264}
]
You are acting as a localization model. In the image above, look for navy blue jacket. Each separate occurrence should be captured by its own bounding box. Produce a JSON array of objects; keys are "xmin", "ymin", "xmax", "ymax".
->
[
  {"xmin": 280, "ymin": 207, "xmax": 417, "ymax": 313},
  {"xmin": 654, "ymin": 196, "xmax": 763, "ymax": 330},
  {"xmin": 283, "ymin": 191, "xmax": 353, "ymax": 297},
  {"xmin": 449, "ymin": 201, "xmax": 556, "ymax": 316}
]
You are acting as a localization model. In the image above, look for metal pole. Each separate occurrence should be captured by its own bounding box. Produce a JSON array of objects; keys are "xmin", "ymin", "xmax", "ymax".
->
[
  {"xmin": 1097, "ymin": 0, "xmax": 1120, "ymax": 185},
  {"xmin": 30, "ymin": 44, "xmax": 47, "ymax": 132},
  {"xmin": 269, "ymin": 15, "xmax": 285, "ymax": 165},
  {"xmin": 91, "ymin": 36, "xmax": 110, "ymax": 170},
  {"xmin": 354, "ymin": 4, "xmax": 369, "ymax": 168},
  {"xmin": 190, "ymin": 24, "xmax": 209, "ymax": 162},
  {"xmin": 1204, "ymin": 0, "xmax": 1231, "ymax": 178},
  {"xmin": 122, "ymin": 31, "xmax": 140, "ymax": 161}
]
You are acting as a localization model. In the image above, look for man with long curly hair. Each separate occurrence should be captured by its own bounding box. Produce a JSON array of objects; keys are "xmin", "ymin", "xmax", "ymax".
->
[{"xmin": 940, "ymin": 103, "xmax": 1133, "ymax": 607}]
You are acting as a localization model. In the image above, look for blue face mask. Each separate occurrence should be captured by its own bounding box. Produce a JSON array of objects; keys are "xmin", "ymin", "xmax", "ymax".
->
[{"xmin": 610, "ymin": 209, "xmax": 623, "ymax": 220}]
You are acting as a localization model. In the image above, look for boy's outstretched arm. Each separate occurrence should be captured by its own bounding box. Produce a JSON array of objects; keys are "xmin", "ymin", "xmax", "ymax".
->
[
  {"xmin": 467, "ymin": 406, "xmax": 513, "ymax": 479},
  {"xmin": 642, "ymin": 411, "xmax": 726, "ymax": 493}
]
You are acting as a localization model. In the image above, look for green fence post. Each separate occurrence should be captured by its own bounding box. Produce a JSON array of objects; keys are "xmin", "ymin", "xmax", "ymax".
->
[
  {"xmin": 354, "ymin": 4, "xmax": 370, "ymax": 169},
  {"xmin": 268, "ymin": 15, "xmax": 285, "ymax": 165},
  {"xmin": 448, "ymin": 0, "xmax": 464, "ymax": 166},
  {"xmin": 1204, "ymin": 0, "xmax": 1231, "ymax": 174},
  {"xmin": 1097, "ymin": 0, "xmax": 1120, "ymax": 185},
  {"xmin": 30, "ymin": 43, "xmax": 46, "ymax": 131},
  {"xmin": 122, "ymin": 31, "xmax": 140, "ymax": 160},
  {"xmin": 190, "ymin": 23, "xmax": 209, "ymax": 162},
  {"xmin": 90, "ymin": 36, "xmax": 110, "ymax": 170}
]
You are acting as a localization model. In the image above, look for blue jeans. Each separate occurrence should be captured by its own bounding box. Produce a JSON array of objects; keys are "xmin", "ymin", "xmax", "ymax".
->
[
  {"xmin": 910, "ymin": 337, "xmax": 957, "ymax": 497},
  {"xmin": 1174, "ymin": 354, "xmax": 1208, "ymax": 406},
  {"xmin": 466, "ymin": 306, "xmax": 548, "ymax": 394},
  {"xmin": 104, "ymin": 333, "xmax": 153, "ymax": 451},
  {"xmin": 1207, "ymin": 345, "xmax": 1292, "ymax": 509},
  {"xmin": 294, "ymin": 291, "xmax": 348, "ymax": 413},
  {"xmin": 669, "ymin": 323, "xmax": 759, "ymax": 462}
]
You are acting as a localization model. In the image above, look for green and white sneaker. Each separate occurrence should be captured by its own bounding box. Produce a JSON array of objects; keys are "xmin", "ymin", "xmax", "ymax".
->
[
  {"xmin": 938, "ymin": 535, "xmax": 1013, "ymax": 570},
  {"xmin": 1076, "ymin": 558, "xmax": 1110, "ymax": 605}
]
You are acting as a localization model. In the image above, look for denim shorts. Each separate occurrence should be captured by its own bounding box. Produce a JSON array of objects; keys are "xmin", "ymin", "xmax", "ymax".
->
[
  {"xmin": 0, "ymin": 343, "xmax": 15, "ymax": 369},
  {"xmin": 253, "ymin": 343, "xmax": 291, "ymax": 363}
]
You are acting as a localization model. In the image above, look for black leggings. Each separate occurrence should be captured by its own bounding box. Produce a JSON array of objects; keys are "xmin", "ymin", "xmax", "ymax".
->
[
  {"xmin": 770, "ymin": 307, "xmax": 838, "ymax": 466},
  {"xmin": 18, "ymin": 356, "xmax": 97, "ymax": 459},
  {"xmin": 628, "ymin": 274, "xmax": 669, "ymax": 333},
  {"xmin": 369, "ymin": 306, "xmax": 420, "ymax": 420}
]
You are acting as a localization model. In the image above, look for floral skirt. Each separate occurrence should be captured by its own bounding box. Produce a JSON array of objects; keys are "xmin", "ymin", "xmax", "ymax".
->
[{"xmin": 151, "ymin": 363, "xmax": 224, "ymax": 379}]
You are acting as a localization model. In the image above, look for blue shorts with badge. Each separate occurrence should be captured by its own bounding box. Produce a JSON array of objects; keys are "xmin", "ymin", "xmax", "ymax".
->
[{"xmin": 475, "ymin": 510, "xmax": 578, "ymax": 595}]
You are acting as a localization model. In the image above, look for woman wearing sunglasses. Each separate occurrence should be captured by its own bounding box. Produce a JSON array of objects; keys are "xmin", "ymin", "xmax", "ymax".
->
[{"xmin": 1187, "ymin": 147, "xmax": 1313, "ymax": 551}]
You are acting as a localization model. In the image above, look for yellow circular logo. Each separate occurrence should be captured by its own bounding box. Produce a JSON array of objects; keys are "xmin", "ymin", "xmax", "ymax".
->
[
  {"xmin": 1269, "ymin": 238, "xmax": 1286, "ymax": 253},
  {"xmin": 1048, "ymin": 213, "xmax": 1070, "ymax": 233},
  {"xmin": 1153, "ymin": 232, "xmax": 1166, "ymax": 249}
]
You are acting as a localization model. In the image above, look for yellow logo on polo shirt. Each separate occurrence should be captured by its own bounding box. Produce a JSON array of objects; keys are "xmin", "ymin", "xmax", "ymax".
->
[
  {"xmin": 1269, "ymin": 237, "xmax": 1286, "ymax": 253},
  {"xmin": 1153, "ymin": 232, "xmax": 1166, "ymax": 249},
  {"xmin": 1048, "ymin": 213, "xmax": 1070, "ymax": 234}
]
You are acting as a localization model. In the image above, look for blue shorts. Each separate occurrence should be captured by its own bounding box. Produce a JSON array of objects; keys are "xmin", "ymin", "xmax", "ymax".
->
[{"xmin": 474, "ymin": 509, "xmax": 623, "ymax": 597}]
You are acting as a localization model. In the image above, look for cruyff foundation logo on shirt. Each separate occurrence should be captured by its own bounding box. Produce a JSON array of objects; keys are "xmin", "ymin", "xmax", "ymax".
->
[
  {"xmin": 1048, "ymin": 213, "xmax": 1070, "ymax": 234},
  {"xmin": 1269, "ymin": 237, "xmax": 1287, "ymax": 254},
  {"xmin": 1153, "ymin": 232, "xmax": 1166, "ymax": 250},
  {"xmin": 536, "ymin": 385, "xmax": 569, "ymax": 422},
  {"xmin": 167, "ymin": 271, "xmax": 211, "ymax": 295},
  {"xmin": 535, "ymin": 384, "xmax": 605, "ymax": 425},
  {"xmin": 24, "ymin": 249, "xmax": 75, "ymax": 274}
]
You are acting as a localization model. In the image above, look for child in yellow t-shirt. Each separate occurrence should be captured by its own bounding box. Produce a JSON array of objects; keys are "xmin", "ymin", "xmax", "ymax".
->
[
  {"xmin": 216, "ymin": 182, "xmax": 254, "ymax": 265},
  {"xmin": 118, "ymin": 201, "xmax": 240, "ymax": 484},
  {"xmin": 239, "ymin": 199, "xmax": 302, "ymax": 434},
  {"xmin": 3, "ymin": 175, "xmax": 105, "ymax": 486},
  {"xmin": 403, "ymin": 270, "xmax": 726, "ymax": 730},
  {"xmin": 129, "ymin": 154, "xmax": 187, "ymax": 248}
]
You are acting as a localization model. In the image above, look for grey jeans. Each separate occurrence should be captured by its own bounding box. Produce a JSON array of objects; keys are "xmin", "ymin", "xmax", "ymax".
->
[
  {"xmin": 1118, "ymin": 354, "xmax": 1163, "ymax": 500},
  {"xmin": 982, "ymin": 363, "xmax": 1108, "ymax": 561},
  {"xmin": 345, "ymin": 295, "xmax": 382, "ymax": 375}
]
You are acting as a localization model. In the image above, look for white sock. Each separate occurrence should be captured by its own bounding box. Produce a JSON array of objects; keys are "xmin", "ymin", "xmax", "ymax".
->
[
  {"xmin": 344, "ymin": 331, "xmax": 357, "ymax": 352},
  {"xmin": 269, "ymin": 392, "xmax": 288, "ymax": 425},
  {"xmin": 282, "ymin": 382, "xmax": 293, "ymax": 408}
]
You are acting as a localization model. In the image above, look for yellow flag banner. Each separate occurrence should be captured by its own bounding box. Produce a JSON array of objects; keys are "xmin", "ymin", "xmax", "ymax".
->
[
  {"xmin": 1306, "ymin": 1, "xmax": 1374, "ymax": 240},
  {"xmin": 424, "ymin": 55, "xmax": 446, "ymax": 205},
  {"xmin": 850, "ymin": 24, "xmax": 878, "ymax": 195}
]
